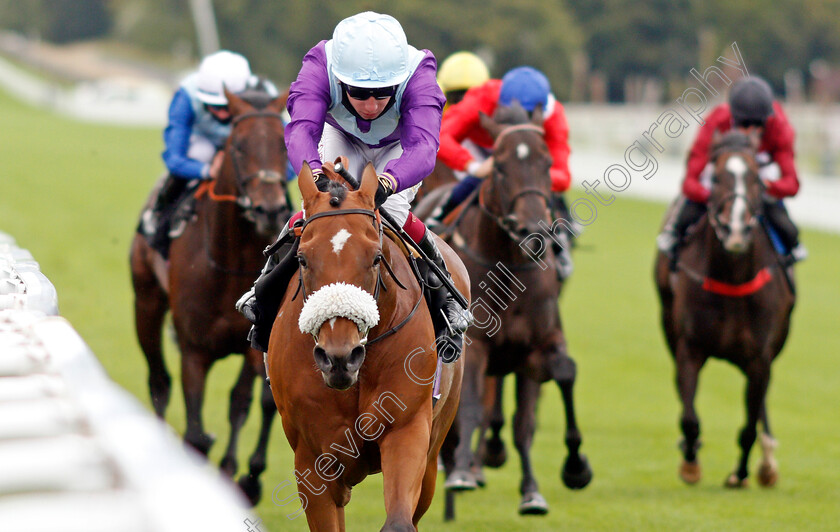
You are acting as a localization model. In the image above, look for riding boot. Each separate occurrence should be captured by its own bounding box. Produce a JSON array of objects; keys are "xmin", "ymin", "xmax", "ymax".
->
[
  {"xmin": 143, "ymin": 174, "xmax": 189, "ymax": 258},
  {"xmin": 417, "ymin": 231, "xmax": 472, "ymax": 363},
  {"xmin": 763, "ymin": 199, "xmax": 807, "ymax": 263},
  {"xmin": 551, "ymin": 231, "xmax": 574, "ymax": 281},
  {"xmin": 236, "ymin": 219, "xmax": 302, "ymax": 351},
  {"xmin": 657, "ymin": 198, "xmax": 706, "ymax": 270}
]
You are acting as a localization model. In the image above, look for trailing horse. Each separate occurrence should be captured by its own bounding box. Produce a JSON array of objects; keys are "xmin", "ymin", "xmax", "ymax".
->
[
  {"xmin": 654, "ymin": 129, "xmax": 796, "ymax": 487},
  {"xmin": 129, "ymin": 89, "xmax": 291, "ymax": 504},
  {"xmin": 266, "ymin": 161, "xmax": 468, "ymax": 531},
  {"xmin": 415, "ymin": 103, "xmax": 592, "ymax": 519}
]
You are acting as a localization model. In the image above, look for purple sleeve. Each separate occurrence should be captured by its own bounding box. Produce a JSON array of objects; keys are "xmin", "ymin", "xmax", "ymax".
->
[
  {"xmin": 285, "ymin": 41, "xmax": 331, "ymax": 175},
  {"xmin": 383, "ymin": 51, "xmax": 445, "ymax": 191}
]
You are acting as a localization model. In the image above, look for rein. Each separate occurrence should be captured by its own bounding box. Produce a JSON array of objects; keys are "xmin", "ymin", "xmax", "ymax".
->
[{"xmin": 293, "ymin": 206, "xmax": 423, "ymax": 345}]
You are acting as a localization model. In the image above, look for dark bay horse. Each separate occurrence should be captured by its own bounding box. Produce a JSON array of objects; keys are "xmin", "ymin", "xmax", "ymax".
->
[
  {"xmin": 129, "ymin": 89, "xmax": 291, "ymax": 503},
  {"xmin": 415, "ymin": 104, "xmax": 592, "ymax": 518},
  {"xmin": 412, "ymin": 159, "xmax": 456, "ymax": 208},
  {"xmin": 655, "ymin": 130, "xmax": 796, "ymax": 488},
  {"xmin": 266, "ymin": 162, "xmax": 468, "ymax": 531}
]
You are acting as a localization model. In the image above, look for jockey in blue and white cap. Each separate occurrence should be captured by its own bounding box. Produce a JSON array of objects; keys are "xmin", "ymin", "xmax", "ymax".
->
[{"xmin": 143, "ymin": 50, "xmax": 280, "ymax": 258}]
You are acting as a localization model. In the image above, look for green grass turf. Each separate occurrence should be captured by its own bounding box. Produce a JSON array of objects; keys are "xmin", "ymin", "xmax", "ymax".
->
[{"xmin": 2, "ymin": 87, "xmax": 839, "ymax": 531}]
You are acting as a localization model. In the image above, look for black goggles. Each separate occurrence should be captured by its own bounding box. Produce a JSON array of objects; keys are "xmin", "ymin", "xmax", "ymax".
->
[
  {"xmin": 343, "ymin": 83, "xmax": 397, "ymax": 101},
  {"xmin": 734, "ymin": 118, "xmax": 765, "ymax": 128}
]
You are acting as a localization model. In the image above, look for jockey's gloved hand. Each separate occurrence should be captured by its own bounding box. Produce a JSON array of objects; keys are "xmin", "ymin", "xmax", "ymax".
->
[
  {"xmin": 374, "ymin": 175, "xmax": 394, "ymax": 209},
  {"xmin": 313, "ymin": 169, "xmax": 331, "ymax": 193}
]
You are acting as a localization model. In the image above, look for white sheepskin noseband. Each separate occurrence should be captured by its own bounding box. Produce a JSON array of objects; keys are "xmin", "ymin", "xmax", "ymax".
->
[{"xmin": 298, "ymin": 282, "xmax": 380, "ymax": 337}]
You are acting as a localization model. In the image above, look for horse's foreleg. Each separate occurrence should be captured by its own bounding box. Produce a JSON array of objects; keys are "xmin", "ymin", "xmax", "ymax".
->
[
  {"xmin": 294, "ymin": 451, "xmax": 342, "ymax": 532},
  {"xmin": 726, "ymin": 361, "xmax": 770, "ymax": 488},
  {"xmin": 238, "ymin": 376, "xmax": 278, "ymax": 505},
  {"xmin": 412, "ymin": 456, "xmax": 440, "ymax": 527},
  {"xmin": 548, "ymin": 345, "xmax": 593, "ymax": 491},
  {"xmin": 180, "ymin": 349, "xmax": 215, "ymax": 456},
  {"xmin": 380, "ymin": 420, "xmax": 430, "ymax": 532},
  {"xmin": 481, "ymin": 375, "xmax": 507, "ymax": 469},
  {"xmin": 757, "ymin": 398, "xmax": 779, "ymax": 487},
  {"xmin": 512, "ymin": 373, "xmax": 548, "ymax": 515},
  {"xmin": 220, "ymin": 358, "xmax": 257, "ymax": 477},
  {"xmin": 132, "ymin": 249, "xmax": 171, "ymax": 417},
  {"xmin": 676, "ymin": 343, "xmax": 705, "ymax": 484},
  {"xmin": 444, "ymin": 343, "xmax": 487, "ymax": 491}
]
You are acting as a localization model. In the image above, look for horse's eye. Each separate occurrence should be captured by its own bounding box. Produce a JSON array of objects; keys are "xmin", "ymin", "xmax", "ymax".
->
[
  {"xmin": 373, "ymin": 254, "xmax": 382, "ymax": 267},
  {"xmin": 297, "ymin": 255, "xmax": 307, "ymax": 268}
]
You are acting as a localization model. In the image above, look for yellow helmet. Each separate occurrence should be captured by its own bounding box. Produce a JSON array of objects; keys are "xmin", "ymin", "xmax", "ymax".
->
[{"xmin": 437, "ymin": 51, "xmax": 490, "ymax": 93}]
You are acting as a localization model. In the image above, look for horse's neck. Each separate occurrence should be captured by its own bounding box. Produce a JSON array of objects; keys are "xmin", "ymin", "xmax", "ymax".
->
[{"xmin": 471, "ymin": 205, "xmax": 533, "ymax": 266}]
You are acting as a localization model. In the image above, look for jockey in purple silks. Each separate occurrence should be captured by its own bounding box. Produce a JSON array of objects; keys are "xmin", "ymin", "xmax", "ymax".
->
[{"xmin": 237, "ymin": 11, "xmax": 472, "ymax": 360}]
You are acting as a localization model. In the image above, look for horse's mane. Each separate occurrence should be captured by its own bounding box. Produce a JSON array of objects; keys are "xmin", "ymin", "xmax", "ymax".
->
[{"xmin": 326, "ymin": 180, "xmax": 347, "ymax": 206}]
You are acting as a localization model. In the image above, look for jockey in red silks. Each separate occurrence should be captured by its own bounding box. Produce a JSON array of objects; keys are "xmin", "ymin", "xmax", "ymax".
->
[
  {"xmin": 236, "ymin": 12, "xmax": 471, "ymax": 359},
  {"xmin": 426, "ymin": 66, "xmax": 575, "ymax": 279},
  {"xmin": 658, "ymin": 76, "xmax": 806, "ymax": 265}
]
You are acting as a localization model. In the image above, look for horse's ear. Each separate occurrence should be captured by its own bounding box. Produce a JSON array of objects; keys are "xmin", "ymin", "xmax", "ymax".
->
[
  {"xmin": 359, "ymin": 163, "xmax": 378, "ymax": 202},
  {"xmin": 225, "ymin": 88, "xmax": 248, "ymax": 115},
  {"xmin": 270, "ymin": 89, "xmax": 290, "ymax": 114},
  {"xmin": 479, "ymin": 111, "xmax": 503, "ymax": 139},
  {"xmin": 298, "ymin": 161, "xmax": 319, "ymax": 204},
  {"xmin": 747, "ymin": 128, "xmax": 762, "ymax": 151},
  {"xmin": 530, "ymin": 103, "xmax": 544, "ymax": 125}
]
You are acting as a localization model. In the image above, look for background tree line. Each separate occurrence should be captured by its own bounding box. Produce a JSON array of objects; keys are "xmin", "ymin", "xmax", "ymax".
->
[{"xmin": 2, "ymin": 0, "xmax": 840, "ymax": 103}]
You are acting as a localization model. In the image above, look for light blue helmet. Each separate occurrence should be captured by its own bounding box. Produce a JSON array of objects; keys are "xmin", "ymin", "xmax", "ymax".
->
[
  {"xmin": 499, "ymin": 66, "xmax": 550, "ymax": 112},
  {"xmin": 330, "ymin": 12, "xmax": 410, "ymax": 88}
]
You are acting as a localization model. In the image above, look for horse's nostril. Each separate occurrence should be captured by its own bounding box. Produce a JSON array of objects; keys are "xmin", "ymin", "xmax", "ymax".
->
[
  {"xmin": 347, "ymin": 345, "xmax": 366, "ymax": 370},
  {"xmin": 313, "ymin": 346, "xmax": 331, "ymax": 368}
]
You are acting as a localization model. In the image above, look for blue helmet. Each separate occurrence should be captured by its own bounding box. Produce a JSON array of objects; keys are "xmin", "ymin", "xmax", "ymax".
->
[{"xmin": 499, "ymin": 66, "xmax": 550, "ymax": 111}]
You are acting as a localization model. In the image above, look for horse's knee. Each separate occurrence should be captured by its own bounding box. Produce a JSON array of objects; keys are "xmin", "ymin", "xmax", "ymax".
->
[
  {"xmin": 549, "ymin": 353, "xmax": 576, "ymax": 385},
  {"xmin": 381, "ymin": 518, "xmax": 415, "ymax": 532}
]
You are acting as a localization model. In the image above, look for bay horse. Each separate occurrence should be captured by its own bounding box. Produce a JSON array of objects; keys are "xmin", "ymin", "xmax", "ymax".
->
[
  {"xmin": 129, "ymin": 89, "xmax": 291, "ymax": 504},
  {"xmin": 412, "ymin": 159, "xmax": 456, "ymax": 208},
  {"xmin": 415, "ymin": 103, "xmax": 592, "ymax": 518},
  {"xmin": 654, "ymin": 129, "xmax": 796, "ymax": 487},
  {"xmin": 266, "ymin": 161, "xmax": 468, "ymax": 531}
]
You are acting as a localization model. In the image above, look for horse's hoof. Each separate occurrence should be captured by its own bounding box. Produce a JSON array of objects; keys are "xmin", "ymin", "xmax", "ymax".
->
[
  {"xmin": 219, "ymin": 456, "xmax": 237, "ymax": 477},
  {"xmin": 561, "ymin": 454, "xmax": 593, "ymax": 490},
  {"xmin": 757, "ymin": 463, "xmax": 779, "ymax": 487},
  {"xmin": 186, "ymin": 432, "xmax": 216, "ymax": 456},
  {"xmin": 483, "ymin": 437, "xmax": 507, "ymax": 468},
  {"xmin": 518, "ymin": 492, "xmax": 549, "ymax": 515},
  {"xmin": 724, "ymin": 473, "xmax": 749, "ymax": 489},
  {"xmin": 472, "ymin": 466, "xmax": 486, "ymax": 488},
  {"xmin": 238, "ymin": 474, "xmax": 263, "ymax": 506},
  {"xmin": 444, "ymin": 470, "xmax": 478, "ymax": 491},
  {"xmin": 679, "ymin": 460, "xmax": 701, "ymax": 485}
]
